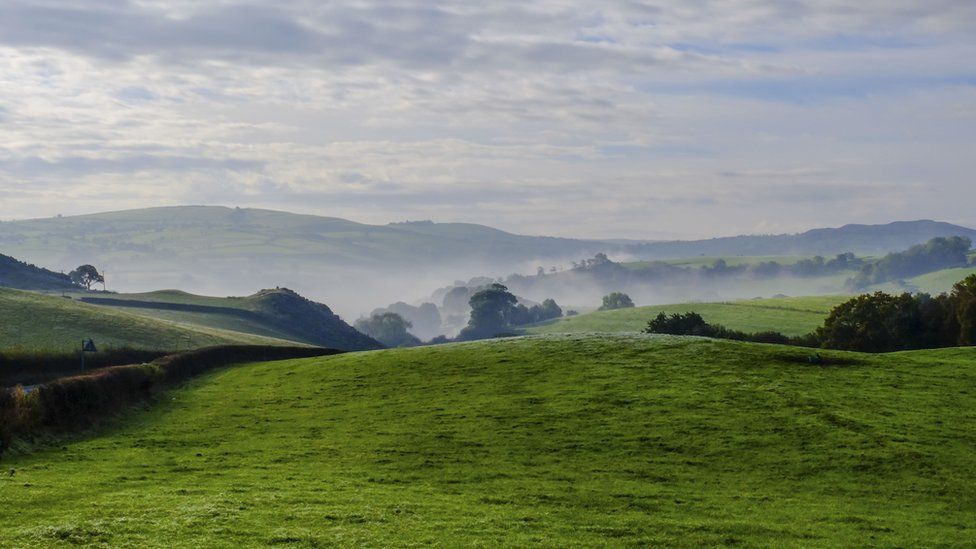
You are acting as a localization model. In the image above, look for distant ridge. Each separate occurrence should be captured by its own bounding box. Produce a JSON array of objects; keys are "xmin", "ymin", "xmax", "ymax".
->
[
  {"xmin": 626, "ymin": 220, "xmax": 976, "ymax": 258},
  {"xmin": 1, "ymin": 207, "xmax": 973, "ymax": 315}
]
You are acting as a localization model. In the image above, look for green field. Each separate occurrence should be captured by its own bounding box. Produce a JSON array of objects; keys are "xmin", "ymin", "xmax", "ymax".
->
[
  {"xmin": 0, "ymin": 288, "xmax": 293, "ymax": 352},
  {"xmin": 527, "ymin": 295, "xmax": 849, "ymax": 337},
  {"xmin": 1, "ymin": 334, "xmax": 974, "ymax": 545}
]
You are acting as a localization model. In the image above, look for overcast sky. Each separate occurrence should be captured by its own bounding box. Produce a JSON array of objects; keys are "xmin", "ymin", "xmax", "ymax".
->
[{"xmin": 0, "ymin": 1, "xmax": 973, "ymax": 239}]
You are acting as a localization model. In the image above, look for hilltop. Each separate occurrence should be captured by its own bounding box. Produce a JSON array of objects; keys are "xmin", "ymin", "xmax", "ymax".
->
[{"xmin": 1, "ymin": 334, "xmax": 974, "ymax": 545}]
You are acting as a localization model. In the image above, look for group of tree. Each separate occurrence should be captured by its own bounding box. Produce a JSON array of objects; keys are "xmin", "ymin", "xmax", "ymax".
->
[
  {"xmin": 645, "ymin": 273, "xmax": 976, "ymax": 353},
  {"xmin": 749, "ymin": 253, "xmax": 865, "ymax": 279},
  {"xmin": 457, "ymin": 284, "xmax": 563, "ymax": 341},
  {"xmin": 369, "ymin": 301, "xmax": 441, "ymax": 340},
  {"xmin": 847, "ymin": 236, "xmax": 972, "ymax": 290},
  {"xmin": 354, "ymin": 312, "xmax": 422, "ymax": 348},
  {"xmin": 599, "ymin": 292, "xmax": 634, "ymax": 311}
]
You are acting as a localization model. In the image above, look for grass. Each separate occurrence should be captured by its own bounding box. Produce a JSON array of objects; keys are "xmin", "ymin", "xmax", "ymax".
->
[
  {"xmin": 0, "ymin": 288, "xmax": 295, "ymax": 353},
  {"xmin": 1, "ymin": 334, "xmax": 975, "ymax": 545},
  {"xmin": 527, "ymin": 295, "xmax": 850, "ymax": 337}
]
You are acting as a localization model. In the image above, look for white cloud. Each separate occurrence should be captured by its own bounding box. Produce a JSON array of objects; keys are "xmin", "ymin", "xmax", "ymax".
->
[{"xmin": 0, "ymin": 0, "xmax": 973, "ymax": 237}]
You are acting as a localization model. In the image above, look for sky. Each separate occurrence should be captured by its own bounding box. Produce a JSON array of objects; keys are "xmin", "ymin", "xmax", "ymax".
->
[{"xmin": 0, "ymin": 0, "xmax": 974, "ymax": 239}]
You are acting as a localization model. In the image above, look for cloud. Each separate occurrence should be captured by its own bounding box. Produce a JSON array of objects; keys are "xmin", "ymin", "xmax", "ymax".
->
[{"xmin": 0, "ymin": 0, "xmax": 972, "ymax": 238}]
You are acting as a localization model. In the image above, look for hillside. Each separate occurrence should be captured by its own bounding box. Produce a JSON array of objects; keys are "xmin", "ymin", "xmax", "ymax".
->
[
  {"xmin": 74, "ymin": 288, "xmax": 383, "ymax": 352},
  {"xmin": 1, "ymin": 207, "xmax": 972, "ymax": 317},
  {"xmin": 0, "ymin": 288, "xmax": 293, "ymax": 352},
  {"xmin": 629, "ymin": 220, "xmax": 976, "ymax": 259},
  {"xmin": 2, "ymin": 335, "xmax": 975, "ymax": 545},
  {"xmin": 0, "ymin": 206, "xmax": 605, "ymax": 314},
  {"xmin": 0, "ymin": 253, "xmax": 77, "ymax": 291},
  {"xmin": 526, "ymin": 295, "xmax": 848, "ymax": 336}
]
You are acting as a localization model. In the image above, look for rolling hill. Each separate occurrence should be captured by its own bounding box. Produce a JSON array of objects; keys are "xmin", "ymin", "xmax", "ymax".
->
[
  {"xmin": 1, "ymin": 334, "xmax": 974, "ymax": 545},
  {"xmin": 0, "ymin": 288, "xmax": 293, "ymax": 352},
  {"xmin": 628, "ymin": 220, "xmax": 976, "ymax": 259},
  {"xmin": 72, "ymin": 288, "xmax": 382, "ymax": 351},
  {"xmin": 1, "ymin": 207, "xmax": 972, "ymax": 317},
  {"xmin": 525, "ymin": 295, "xmax": 848, "ymax": 337}
]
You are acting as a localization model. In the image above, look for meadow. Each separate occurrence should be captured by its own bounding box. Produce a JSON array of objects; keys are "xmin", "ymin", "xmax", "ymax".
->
[
  {"xmin": 0, "ymin": 288, "xmax": 291, "ymax": 353},
  {"xmin": 526, "ymin": 295, "xmax": 849, "ymax": 337},
  {"xmin": 1, "ymin": 334, "xmax": 974, "ymax": 546}
]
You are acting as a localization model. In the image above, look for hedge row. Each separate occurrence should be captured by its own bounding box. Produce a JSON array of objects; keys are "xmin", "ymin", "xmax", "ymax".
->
[
  {"xmin": 0, "ymin": 348, "xmax": 168, "ymax": 388},
  {"xmin": 0, "ymin": 345, "xmax": 339, "ymax": 454}
]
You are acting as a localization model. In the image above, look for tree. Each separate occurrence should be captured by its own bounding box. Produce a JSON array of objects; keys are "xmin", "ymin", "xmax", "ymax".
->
[
  {"xmin": 539, "ymin": 298, "xmax": 562, "ymax": 320},
  {"xmin": 599, "ymin": 292, "xmax": 634, "ymax": 311},
  {"xmin": 458, "ymin": 283, "xmax": 519, "ymax": 340},
  {"xmin": 69, "ymin": 264, "xmax": 104, "ymax": 290},
  {"xmin": 815, "ymin": 292, "xmax": 925, "ymax": 352},
  {"xmin": 354, "ymin": 312, "xmax": 421, "ymax": 348},
  {"xmin": 950, "ymin": 274, "xmax": 976, "ymax": 346}
]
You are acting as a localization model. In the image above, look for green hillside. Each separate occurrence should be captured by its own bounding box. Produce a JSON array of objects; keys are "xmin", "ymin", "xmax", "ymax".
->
[
  {"xmin": 2, "ymin": 335, "xmax": 975, "ymax": 545},
  {"xmin": 527, "ymin": 295, "xmax": 849, "ymax": 336},
  {"xmin": 0, "ymin": 288, "xmax": 293, "ymax": 352},
  {"xmin": 0, "ymin": 253, "xmax": 77, "ymax": 291},
  {"xmin": 862, "ymin": 266, "xmax": 976, "ymax": 296},
  {"xmin": 69, "ymin": 288, "xmax": 382, "ymax": 351}
]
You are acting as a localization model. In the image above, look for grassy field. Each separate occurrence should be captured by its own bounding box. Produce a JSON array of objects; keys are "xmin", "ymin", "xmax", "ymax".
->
[
  {"xmin": 527, "ymin": 295, "xmax": 849, "ymax": 337},
  {"xmin": 43, "ymin": 288, "xmax": 381, "ymax": 352},
  {"xmin": 1, "ymin": 334, "xmax": 974, "ymax": 545},
  {"xmin": 0, "ymin": 288, "xmax": 294, "ymax": 352}
]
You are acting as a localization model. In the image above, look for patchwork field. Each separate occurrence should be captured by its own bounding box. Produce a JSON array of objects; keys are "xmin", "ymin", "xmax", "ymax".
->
[
  {"xmin": 526, "ymin": 295, "xmax": 849, "ymax": 337},
  {"xmin": 1, "ymin": 334, "xmax": 974, "ymax": 546}
]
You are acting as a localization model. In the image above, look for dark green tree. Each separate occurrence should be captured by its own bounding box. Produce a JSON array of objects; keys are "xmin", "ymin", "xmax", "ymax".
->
[
  {"xmin": 815, "ymin": 292, "xmax": 925, "ymax": 352},
  {"xmin": 458, "ymin": 283, "xmax": 518, "ymax": 340},
  {"xmin": 69, "ymin": 264, "xmax": 104, "ymax": 290},
  {"xmin": 950, "ymin": 274, "xmax": 976, "ymax": 346}
]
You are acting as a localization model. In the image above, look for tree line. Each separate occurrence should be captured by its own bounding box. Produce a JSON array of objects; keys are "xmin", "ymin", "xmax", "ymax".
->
[{"xmin": 645, "ymin": 273, "xmax": 976, "ymax": 353}]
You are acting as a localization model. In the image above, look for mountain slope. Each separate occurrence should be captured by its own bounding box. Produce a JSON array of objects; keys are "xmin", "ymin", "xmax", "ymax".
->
[{"xmin": 1, "ymin": 335, "xmax": 974, "ymax": 545}]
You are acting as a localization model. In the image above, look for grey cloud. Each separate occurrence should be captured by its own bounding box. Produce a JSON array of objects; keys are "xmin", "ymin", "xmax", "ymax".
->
[{"xmin": 0, "ymin": 154, "xmax": 263, "ymax": 176}]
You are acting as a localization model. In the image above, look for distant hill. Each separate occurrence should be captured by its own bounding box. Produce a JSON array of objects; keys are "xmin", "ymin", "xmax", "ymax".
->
[
  {"xmin": 0, "ymin": 206, "xmax": 607, "ymax": 315},
  {"xmin": 0, "ymin": 253, "xmax": 77, "ymax": 291},
  {"xmin": 76, "ymin": 288, "xmax": 383, "ymax": 352},
  {"xmin": 626, "ymin": 220, "xmax": 976, "ymax": 258},
  {"xmin": 1, "ymin": 207, "xmax": 972, "ymax": 316}
]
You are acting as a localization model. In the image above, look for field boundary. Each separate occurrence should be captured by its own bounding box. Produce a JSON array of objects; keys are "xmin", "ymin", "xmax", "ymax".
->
[{"xmin": 0, "ymin": 345, "xmax": 340, "ymax": 456}]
